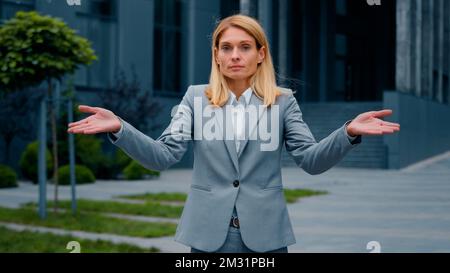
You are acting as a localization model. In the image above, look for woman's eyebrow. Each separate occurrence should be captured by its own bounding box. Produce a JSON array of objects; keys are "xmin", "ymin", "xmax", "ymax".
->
[{"xmin": 219, "ymin": 40, "xmax": 254, "ymax": 46}]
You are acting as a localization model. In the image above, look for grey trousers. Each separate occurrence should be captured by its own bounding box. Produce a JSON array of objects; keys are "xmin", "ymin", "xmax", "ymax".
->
[{"xmin": 190, "ymin": 225, "xmax": 288, "ymax": 253}]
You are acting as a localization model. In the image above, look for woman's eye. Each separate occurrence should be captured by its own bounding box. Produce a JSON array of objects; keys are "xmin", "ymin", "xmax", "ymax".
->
[
  {"xmin": 242, "ymin": 45, "xmax": 251, "ymax": 50},
  {"xmin": 221, "ymin": 46, "xmax": 231, "ymax": 51}
]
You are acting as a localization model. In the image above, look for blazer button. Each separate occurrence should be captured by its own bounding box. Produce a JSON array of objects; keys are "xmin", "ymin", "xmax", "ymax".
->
[{"xmin": 233, "ymin": 180, "xmax": 240, "ymax": 187}]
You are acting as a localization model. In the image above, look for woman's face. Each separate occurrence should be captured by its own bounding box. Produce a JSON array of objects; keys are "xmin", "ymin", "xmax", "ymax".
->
[{"xmin": 215, "ymin": 27, "xmax": 265, "ymax": 84}]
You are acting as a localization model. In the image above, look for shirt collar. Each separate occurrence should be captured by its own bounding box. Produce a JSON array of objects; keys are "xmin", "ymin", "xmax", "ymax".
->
[{"xmin": 228, "ymin": 87, "xmax": 253, "ymax": 106}]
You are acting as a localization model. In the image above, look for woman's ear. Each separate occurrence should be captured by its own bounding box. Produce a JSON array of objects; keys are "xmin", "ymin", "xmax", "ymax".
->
[{"xmin": 258, "ymin": 46, "xmax": 266, "ymax": 63}]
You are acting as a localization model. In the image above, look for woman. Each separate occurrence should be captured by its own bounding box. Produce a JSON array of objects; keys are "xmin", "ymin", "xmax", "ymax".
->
[{"xmin": 68, "ymin": 15, "xmax": 400, "ymax": 253}]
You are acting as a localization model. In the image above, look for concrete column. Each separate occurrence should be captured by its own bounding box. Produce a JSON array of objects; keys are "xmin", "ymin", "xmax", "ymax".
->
[
  {"xmin": 240, "ymin": 0, "xmax": 257, "ymax": 17},
  {"xmin": 258, "ymin": 0, "xmax": 273, "ymax": 47},
  {"xmin": 414, "ymin": 0, "xmax": 422, "ymax": 97},
  {"xmin": 437, "ymin": 0, "xmax": 444, "ymax": 103},
  {"xmin": 448, "ymin": 0, "xmax": 450, "ymax": 103},
  {"xmin": 240, "ymin": 0, "xmax": 251, "ymax": 15},
  {"xmin": 421, "ymin": 0, "xmax": 433, "ymax": 99},
  {"xmin": 428, "ymin": 0, "xmax": 434, "ymax": 100},
  {"xmin": 278, "ymin": 0, "xmax": 288, "ymax": 79},
  {"xmin": 186, "ymin": 0, "xmax": 220, "ymax": 85},
  {"xmin": 118, "ymin": 0, "xmax": 153, "ymax": 90},
  {"xmin": 396, "ymin": 0, "xmax": 412, "ymax": 93}
]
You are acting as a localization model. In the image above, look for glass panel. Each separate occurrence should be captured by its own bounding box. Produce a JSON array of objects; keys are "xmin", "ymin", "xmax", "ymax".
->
[
  {"xmin": 153, "ymin": 0, "xmax": 185, "ymax": 94},
  {"xmin": 154, "ymin": 0, "xmax": 163, "ymax": 25},
  {"xmin": 74, "ymin": 0, "xmax": 118, "ymax": 89},
  {"xmin": 335, "ymin": 34, "xmax": 347, "ymax": 56},
  {"xmin": 336, "ymin": 0, "xmax": 346, "ymax": 16},
  {"xmin": 220, "ymin": 0, "xmax": 239, "ymax": 18},
  {"xmin": 290, "ymin": 0, "xmax": 303, "ymax": 73},
  {"xmin": 335, "ymin": 59, "xmax": 346, "ymax": 92},
  {"xmin": 90, "ymin": 0, "xmax": 115, "ymax": 18}
]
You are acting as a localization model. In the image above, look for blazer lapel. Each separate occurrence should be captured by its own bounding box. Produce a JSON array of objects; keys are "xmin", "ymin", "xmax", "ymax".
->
[
  {"xmin": 237, "ymin": 94, "xmax": 266, "ymax": 158},
  {"xmin": 213, "ymin": 104, "xmax": 240, "ymax": 173}
]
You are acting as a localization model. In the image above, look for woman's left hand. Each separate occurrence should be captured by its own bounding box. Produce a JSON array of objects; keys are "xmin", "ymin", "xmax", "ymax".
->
[{"xmin": 346, "ymin": 109, "xmax": 400, "ymax": 137}]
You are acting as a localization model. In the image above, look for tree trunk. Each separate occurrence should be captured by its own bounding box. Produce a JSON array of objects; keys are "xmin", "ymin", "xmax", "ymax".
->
[{"xmin": 48, "ymin": 79, "xmax": 59, "ymax": 213}]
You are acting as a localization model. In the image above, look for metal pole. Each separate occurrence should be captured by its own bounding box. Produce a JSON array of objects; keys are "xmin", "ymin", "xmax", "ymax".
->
[
  {"xmin": 68, "ymin": 99, "xmax": 77, "ymax": 215},
  {"xmin": 38, "ymin": 96, "xmax": 47, "ymax": 219}
]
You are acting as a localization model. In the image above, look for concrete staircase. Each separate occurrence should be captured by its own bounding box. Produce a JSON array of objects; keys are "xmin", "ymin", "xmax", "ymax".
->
[{"xmin": 281, "ymin": 101, "xmax": 388, "ymax": 169}]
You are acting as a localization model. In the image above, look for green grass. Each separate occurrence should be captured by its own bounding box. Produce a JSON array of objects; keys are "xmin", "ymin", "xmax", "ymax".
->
[
  {"xmin": 0, "ymin": 226, "xmax": 158, "ymax": 253},
  {"xmin": 283, "ymin": 188, "xmax": 328, "ymax": 203},
  {"xmin": 0, "ymin": 206, "xmax": 177, "ymax": 238},
  {"xmin": 117, "ymin": 188, "xmax": 327, "ymax": 205},
  {"xmin": 117, "ymin": 192, "xmax": 187, "ymax": 202},
  {"xmin": 23, "ymin": 199, "xmax": 183, "ymax": 218}
]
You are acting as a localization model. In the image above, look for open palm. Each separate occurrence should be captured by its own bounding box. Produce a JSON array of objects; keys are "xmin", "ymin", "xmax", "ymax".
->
[
  {"xmin": 347, "ymin": 109, "xmax": 400, "ymax": 136},
  {"xmin": 67, "ymin": 105, "xmax": 121, "ymax": 135}
]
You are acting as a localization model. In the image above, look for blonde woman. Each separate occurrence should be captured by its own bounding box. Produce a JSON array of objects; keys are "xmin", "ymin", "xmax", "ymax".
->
[{"xmin": 68, "ymin": 15, "xmax": 400, "ymax": 253}]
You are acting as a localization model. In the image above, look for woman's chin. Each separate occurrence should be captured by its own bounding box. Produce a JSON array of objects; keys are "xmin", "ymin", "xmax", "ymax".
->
[{"xmin": 224, "ymin": 73, "xmax": 252, "ymax": 81}]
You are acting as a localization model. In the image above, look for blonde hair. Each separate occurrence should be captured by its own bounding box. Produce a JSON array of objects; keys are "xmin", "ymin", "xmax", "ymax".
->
[{"xmin": 205, "ymin": 14, "xmax": 283, "ymax": 107}]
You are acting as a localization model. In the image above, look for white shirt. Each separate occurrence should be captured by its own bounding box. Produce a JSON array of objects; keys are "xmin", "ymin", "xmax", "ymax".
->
[{"xmin": 228, "ymin": 88, "xmax": 253, "ymax": 156}]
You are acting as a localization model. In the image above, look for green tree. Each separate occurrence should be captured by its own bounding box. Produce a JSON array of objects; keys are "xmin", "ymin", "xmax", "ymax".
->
[{"xmin": 0, "ymin": 11, "xmax": 97, "ymax": 212}]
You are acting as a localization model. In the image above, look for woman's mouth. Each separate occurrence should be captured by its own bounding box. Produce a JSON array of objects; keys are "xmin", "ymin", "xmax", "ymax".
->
[{"xmin": 229, "ymin": 65, "xmax": 244, "ymax": 71}]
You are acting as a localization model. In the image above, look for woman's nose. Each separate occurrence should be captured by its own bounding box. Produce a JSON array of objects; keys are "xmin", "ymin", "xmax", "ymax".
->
[{"xmin": 231, "ymin": 48, "xmax": 240, "ymax": 61}]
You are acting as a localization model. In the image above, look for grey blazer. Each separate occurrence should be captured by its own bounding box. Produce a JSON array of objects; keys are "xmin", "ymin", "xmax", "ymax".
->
[{"xmin": 108, "ymin": 84, "xmax": 361, "ymax": 252}]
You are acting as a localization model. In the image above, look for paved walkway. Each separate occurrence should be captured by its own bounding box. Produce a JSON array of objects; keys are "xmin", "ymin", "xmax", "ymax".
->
[{"xmin": 1, "ymin": 151, "xmax": 450, "ymax": 252}]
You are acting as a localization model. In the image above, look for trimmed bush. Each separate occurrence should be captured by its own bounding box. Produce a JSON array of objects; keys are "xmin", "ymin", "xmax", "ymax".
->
[
  {"xmin": 58, "ymin": 120, "xmax": 113, "ymax": 179},
  {"xmin": 57, "ymin": 164, "xmax": 95, "ymax": 185},
  {"xmin": 115, "ymin": 149, "xmax": 132, "ymax": 170},
  {"xmin": 0, "ymin": 165, "xmax": 18, "ymax": 188},
  {"xmin": 74, "ymin": 134, "xmax": 104, "ymax": 175},
  {"xmin": 19, "ymin": 141, "xmax": 53, "ymax": 184},
  {"xmin": 123, "ymin": 161, "xmax": 160, "ymax": 180},
  {"xmin": 95, "ymin": 148, "xmax": 132, "ymax": 180}
]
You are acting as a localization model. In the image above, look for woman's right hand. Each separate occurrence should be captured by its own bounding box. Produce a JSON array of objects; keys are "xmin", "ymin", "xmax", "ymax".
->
[{"xmin": 67, "ymin": 105, "xmax": 122, "ymax": 135}]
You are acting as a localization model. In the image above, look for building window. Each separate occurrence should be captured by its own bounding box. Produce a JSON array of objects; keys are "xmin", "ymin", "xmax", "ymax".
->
[
  {"xmin": 89, "ymin": 0, "xmax": 116, "ymax": 18},
  {"xmin": 220, "ymin": 0, "xmax": 240, "ymax": 18},
  {"xmin": 74, "ymin": 0, "xmax": 118, "ymax": 90},
  {"xmin": 290, "ymin": 0, "xmax": 303, "ymax": 76},
  {"xmin": 336, "ymin": 0, "xmax": 347, "ymax": 16},
  {"xmin": 0, "ymin": 0, "xmax": 35, "ymax": 23},
  {"xmin": 153, "ymin": 0, "xmax": 186, "ymax": 95},
  {"xmin": 334, "ymin": 34, "xmax": 347, "ymax": 101}
]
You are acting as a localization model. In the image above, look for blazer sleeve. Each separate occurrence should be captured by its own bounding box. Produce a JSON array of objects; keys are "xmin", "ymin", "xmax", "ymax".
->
[
  {"xmin": 107, "ymin": 85, "xmax": 194, "ymax": 171},
  {"xmin": 283, "ymin": 93, "xmax": 361, "ymax": 175}
]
